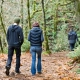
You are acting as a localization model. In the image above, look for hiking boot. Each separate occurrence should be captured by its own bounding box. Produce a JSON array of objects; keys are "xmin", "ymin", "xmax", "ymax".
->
[
  {"xmin": 5, "ymin": 66, "xmax": 10, "ymax": 76},
  {"xmin": 38, "ymin": 72, "xmax": 42, "ymax": 74},
  {"xmin": 32, "ymin": 74, "xmax": 36, "ymax": 76},
  {"xmin": 15, "ymin": 70, "xmax": 21, "ymax": 74}
]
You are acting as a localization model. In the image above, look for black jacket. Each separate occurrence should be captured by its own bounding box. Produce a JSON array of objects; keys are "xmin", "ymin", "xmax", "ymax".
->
[
  {"xmin": 28, "ymin": 27, "xmax": 44, "ymax": 46},
  {"xmin": 68, "ymin": 30, "xmax": 78, "ymax": 43},
  {"xmin": 7, "ymin": 25, "xmax": 24, "ymax": 46}
]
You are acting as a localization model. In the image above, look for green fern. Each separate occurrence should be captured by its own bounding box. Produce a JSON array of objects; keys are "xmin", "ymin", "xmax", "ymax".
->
[{"xmin": 67, "ymin": 45, "xmax": 80, "ymax": 61}]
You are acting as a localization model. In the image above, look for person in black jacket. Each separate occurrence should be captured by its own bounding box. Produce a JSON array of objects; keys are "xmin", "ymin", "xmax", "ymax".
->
[
  {"xmin": 5, "ymin": 18, "xmax": 24, "ymax": 76},
  {"xmin": 68, "ymin": 26, "xmax": 78, "ymax": 51},
  {"xmin": 28, "ymin": 22, "xmax": 44, "ymax": 76}
]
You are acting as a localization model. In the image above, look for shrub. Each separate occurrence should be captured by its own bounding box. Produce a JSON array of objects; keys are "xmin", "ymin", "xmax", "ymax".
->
[
  {"xmin": 67, "ymin": 45, "xmax": 80, "ymax": 62},
  {"xmin": 53, "ymin": 24, "xmax": 69, "ymax": 52},
  {"xmin": 21, "ymin": 40, "xmax": 30, "ymax": 52},
  {"xmin": 75, "ymin": 68, "xmax": 80, "ymax": 74},
  {"xmin": 2, "ymin": 40, "xmax": 30, "ymax": 53}
]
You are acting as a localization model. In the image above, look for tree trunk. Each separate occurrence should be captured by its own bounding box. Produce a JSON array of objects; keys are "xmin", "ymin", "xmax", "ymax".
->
[
  {"xmin": 42, "ymin": 0, "xmax": 49, "ymax": 51},
  {"xmin": 33, "ymin": 0, "xmax": 36, "ymax": 11},
  {"xmin": 21, "ymin": 0, "xmax": 23, "ymax": 29},
  {"xmin": 0, "ymin": 36, "xmax": 3, "ymax": 53},
  {"xmin": 0, "ymin": 0, "xmax": 6, "ymax": 35},
  {"xmin": 53, "ymin": 1, "xmax": 58, "ymax": 38},
  {"xmin": 27, "ymin": 0, "xmax": 31, "ymax": 29},
  {"xmin": 74, "ymin": 0, "xmax": 80, "ymax": 27}
]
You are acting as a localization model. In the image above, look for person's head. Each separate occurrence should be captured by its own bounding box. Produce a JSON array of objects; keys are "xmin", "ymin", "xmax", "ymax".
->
[
  {"xmin": 14, "ymin": 18, "xmax": 20, "ymax": 25},
  {"xmin": 70, "ymin": 25, "xmax": 74, "ymax": 31},
  {"xmin": 32, "ymin": 22, "xmax": 40, "ymax": 27}
]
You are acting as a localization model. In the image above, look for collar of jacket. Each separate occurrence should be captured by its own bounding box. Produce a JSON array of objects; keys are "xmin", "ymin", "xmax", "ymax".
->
[{"xmin": 13, "ymin": 23, "xmax": 18, "ymax": 25}]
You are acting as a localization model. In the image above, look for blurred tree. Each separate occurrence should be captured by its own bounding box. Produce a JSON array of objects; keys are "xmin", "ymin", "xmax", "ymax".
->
[
  {"xmin": 0, "ymin": 36, "xmax": 3, "ymax": 53},
  {"xmin": 27, "ymin": 0, "xmax": 31, "ymax": 29},
  {"xmin": 0, "ymin": 0, "xmax": 6, "ymax": 35},
  {"xmin": 21, "ymin": 0, "xmax": 23, "ymax": 29},
  {"xmin": 42, "ymin": 0, "xmax": 49, "ymax": 51},
  {"xmin": 74, "ymin": 0, "xmax": 80, "ymax": 27}
]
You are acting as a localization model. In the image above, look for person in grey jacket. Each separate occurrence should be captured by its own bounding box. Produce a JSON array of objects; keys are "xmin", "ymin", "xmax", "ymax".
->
[
  {"xmin": 28, "ymin": 22, "xmax": 44, "ymax": 76},
  {"xmin": 5, "ymin": 18, "xmax": 24, "ymax": 76}
]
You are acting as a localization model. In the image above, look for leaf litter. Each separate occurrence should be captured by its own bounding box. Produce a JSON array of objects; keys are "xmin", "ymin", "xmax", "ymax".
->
[{"xmin": 0, "ymin": 51, "xmax": 80, "ymax": 80}]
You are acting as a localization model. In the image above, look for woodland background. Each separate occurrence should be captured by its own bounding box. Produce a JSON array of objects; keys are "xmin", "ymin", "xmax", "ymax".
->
[
  {"xmin": 0, "ymin": 0, "xmax": 80, "ymax": 62},
  {"xmin": 1, "ymin": 0, "xmax": 80, "ymax": 79}
]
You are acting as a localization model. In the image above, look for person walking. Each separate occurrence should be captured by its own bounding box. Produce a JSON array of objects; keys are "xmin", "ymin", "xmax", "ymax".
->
[
  {"xmin": 68, "ymin": 26, "xmax": 78, "ymax": 51},
  {"xmin": 28, "ymin": 22, "xmax": 44, "ymax": 76},
  {"xmin": 5, "ymin": 18, "xmax": 24, "ymax": 76}
]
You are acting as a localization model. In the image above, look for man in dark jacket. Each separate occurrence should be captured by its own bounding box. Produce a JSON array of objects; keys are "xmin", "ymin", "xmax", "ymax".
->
[
  {"xmin": 5, "ymin": 18, "xmax": 24, "ymax": 76},
  {"xmin": 28, "ymin": 22, "xmax": 44, "ymax": 76},
  {"xmin": 68, "ymin": 27, "xmax": 78, "ymax": 51}
]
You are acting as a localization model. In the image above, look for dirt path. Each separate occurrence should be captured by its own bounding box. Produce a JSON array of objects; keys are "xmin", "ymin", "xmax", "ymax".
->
[{"xmin": 0, "ymin": 51, "xmax": 80, "ymax": 80}]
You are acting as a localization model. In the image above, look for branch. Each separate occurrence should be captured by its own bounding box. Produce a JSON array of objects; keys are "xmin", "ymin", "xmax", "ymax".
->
[
  {"xmin": 30, "ymin": 9, "xmax": 42, "ymax": 19},
  {"xmin": 59, "ymin": 1, "xmax": 75, "ymax": 6}
]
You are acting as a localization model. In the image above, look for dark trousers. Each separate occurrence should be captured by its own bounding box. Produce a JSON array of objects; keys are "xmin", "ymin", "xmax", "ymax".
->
[
  {"xmin": 69, "ymin": 43, "xmax": 75, "ymax": 51},
  {"xmin": 6, "ymin": 45, "xmax": 21, "ymax": 71}
]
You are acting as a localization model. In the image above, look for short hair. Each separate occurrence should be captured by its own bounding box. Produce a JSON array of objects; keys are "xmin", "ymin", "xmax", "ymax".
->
[
  {"xmin": 32, "ymin": 22, "xmax": 39, "ymax": 27},
  {"xmin": 14, "ymin": 18, "xmax": 20, "ymax": 24}
]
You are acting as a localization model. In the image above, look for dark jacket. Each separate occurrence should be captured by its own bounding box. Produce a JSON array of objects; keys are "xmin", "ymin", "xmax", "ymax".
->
[
  {"xmin": 28, "ymin": 27, "xmax": 44, "ymax": 46},
  {"xmin": 68, "ymin": 30, "xmax": 78, "ymax": 43},
  {"xmin": 7, "ymin": 25, "xmax": 24, "ymax": 46}
]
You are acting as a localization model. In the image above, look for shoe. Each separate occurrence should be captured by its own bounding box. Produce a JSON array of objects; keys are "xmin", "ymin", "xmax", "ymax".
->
[
  {"xmin": 38, "ymin": 72, "xmax": 42, "ymax": 74},
  {"xmin": 15, "ymin": 71, "xmax": 21, "ymax": 74},
  {"xmin": 32, "ymin": 74, "xmax": 35, "ymax": 76},
  {"xmin": 5, "ymin": 66, "xmax": 10, "ymax": 76}
]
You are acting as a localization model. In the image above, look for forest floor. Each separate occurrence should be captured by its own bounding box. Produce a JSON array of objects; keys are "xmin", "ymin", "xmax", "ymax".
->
[{"xmin": 0, "ymin": 51, "xmax": 80, "ymax": 80}]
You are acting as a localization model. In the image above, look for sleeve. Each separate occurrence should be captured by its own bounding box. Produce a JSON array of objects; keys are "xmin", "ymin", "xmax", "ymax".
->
[
  {"xmin": 6, "ymin": 28, "xmax": 9, "ymax": 43},
  {"xmin": 28, "ymin": 31, "xmax": 31, "ymax": 41},
  {"xmin": 41, "ymin": 31, "xmax": 44, "ymax": 42},
  {"xmin": 68, "ymin": 33, "xmax": 70, "ymax": 40},
  {"xmin": 19, "ymin": 28, "xmax": 24, "ymax": 45},
  {"xmin": 76, "ymin": 33, "xmax": 79, "ymax": 41}
]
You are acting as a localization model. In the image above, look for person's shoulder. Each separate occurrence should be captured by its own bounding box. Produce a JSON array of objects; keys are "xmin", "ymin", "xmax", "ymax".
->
[
  {"xmin": 17, "ymin": 25, "xmax": 22, "ymax": 30},
  {"xmin": 8, "ymin": 25, "xmax": 13, "ymax": 29},
  {"xmin": 30, "ymin": 28, "xmax": 33, "ymax": 32},
  {"xmin": 68, "ymin": 31, "xmax": 72, "ymax": 35},
  {"xmin": 37, "ymin": 27, "xmax": 42, "ymax": 31},
  {"xmin": 40, "ymin": 28, "xmax": 43, "ymax": 31},
  {"xmin": 68, "ymin": 32, "xmax": 70, "ymax": 35},
  {"xmin": 9, "ymin": 25, "xmax": 12, "ymax": 27},
  {"xmin": 73, "ymin": 30, "xmax": 76, "ymax": 34}
]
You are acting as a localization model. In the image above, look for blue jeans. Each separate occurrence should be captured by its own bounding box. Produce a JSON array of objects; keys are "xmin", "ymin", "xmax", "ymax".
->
[
  {"xmin": 6, "ymin": 45, "xmax": 21, "ymax": 72},
  {"xmin": 30, "ymin": 46, "xmax": 42, "ymax": 75}
]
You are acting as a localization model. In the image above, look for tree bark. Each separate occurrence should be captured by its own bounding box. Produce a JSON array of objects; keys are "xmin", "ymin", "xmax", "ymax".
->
[
  {"xmin": 53, "ymin": 1, "xmax": 59, "ymax": 38},
  {"xmin": 42, "ymin": 0, "xmax": 49, "ymax": 51},
  {"xmin": 27, "ymin": 0, "xmax": 31, "ymax": 29},
  {"xmin": 21, "ymin": 0, "xmax": 23, "ymax": 29},
  {"xmin": 74, "ymin": 0, "xmax": 80, "ymax": 27},
  {"xmin": 0, "ymin": 0, "xmax": 6, "ymax": 35},
  {"xmin": 0, "ymin": 36, "xmax": 3, "ymax": 53}
]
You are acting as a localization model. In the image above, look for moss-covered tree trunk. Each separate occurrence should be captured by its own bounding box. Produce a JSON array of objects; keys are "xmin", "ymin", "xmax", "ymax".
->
[
  {"xmin": 0, "ymin": 0, "xmax": 6, "ymax": 52},
  {"xmin": 42, "ymin": 0, "xmax": 49, "ymax": 51},
  {"xmin": 53, "ymin": 2, "xmax": 58, "ymax": 38},
  {"xmin": 21, "ymin": 0, "xmax": 23, "ymax": 29},
  {"xmin": 0, "ymin": 0, "xmax": 6, "ymax": 35},
  {"xmin": 0, "ymin": 36, "xmax": 3, "ymax": 53},
  {"xmin": 74, "ymin": 0, "xmax": 80, "ymax": 27},
  {"xmin": 27, "ymin": 0, "xmax": 31, "ymax": 29},
  {"xmin": 30, "ymin": 0, "xmax": 42, "ymax": 19}
]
